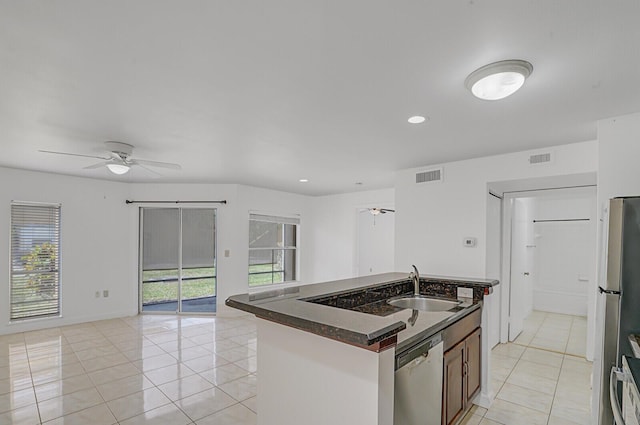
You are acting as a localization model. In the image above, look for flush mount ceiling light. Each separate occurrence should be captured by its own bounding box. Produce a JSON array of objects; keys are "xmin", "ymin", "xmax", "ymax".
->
[
  {"xmin": 408, "ymin": 115, "xmax": 427, "ymax": 124},
  {"xmin": 465, "ymin": 60, "xmax": 533, "ymax": 100},
  {"xmin": 299, "ymin": 179, "xmax": 309, "ymax": 183},
  {"xmin": 106, "ymin": 163, "xmax": 130, "ymax": 175}
]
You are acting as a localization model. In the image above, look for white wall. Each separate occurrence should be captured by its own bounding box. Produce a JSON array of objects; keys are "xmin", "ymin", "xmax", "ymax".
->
[
  {"xmin": 306, "ymin": 189, "xmax": 395, "ymax": 282},
  {"xmin": 0, "ymin": 167, "xmax": 134, "ymax": 335},
  {"xmin": 395, "ymin": 140, "xmax": 598, "ymax": 278},
  {"xmin": 357, "ymin": 211, "xmax": 395, "ymax": 277},
  {"xmin": 598, "ymin": 112, "xmax": 640, "ymax": 202}
]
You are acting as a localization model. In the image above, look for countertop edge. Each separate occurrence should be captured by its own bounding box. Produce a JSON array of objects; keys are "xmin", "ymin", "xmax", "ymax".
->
[
  {"xmin": 395, "ymin": 303, "xmax": 482, "ymax": 353},
  {"xmin": 226, "ymin": 297, "xmax": 407, "ymax": 347}
]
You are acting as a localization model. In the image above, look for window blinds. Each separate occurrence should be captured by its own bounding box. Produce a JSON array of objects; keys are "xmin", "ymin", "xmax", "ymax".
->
[
  {"xmin": 141, "ymin": 208, "xmax": 217, "ymax": 271},
  {"xmin": 249, "ymin": 214, "xmax": 300, "ymax": 225},
  {"xmin": 10, "ymin": 202, "xmax": 61, "ymax": 320}
]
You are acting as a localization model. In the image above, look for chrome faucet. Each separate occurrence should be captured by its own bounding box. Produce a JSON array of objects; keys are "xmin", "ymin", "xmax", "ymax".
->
[{"xmin": 411, "ymin": 264, "xmax": 420, "ymax": 296}]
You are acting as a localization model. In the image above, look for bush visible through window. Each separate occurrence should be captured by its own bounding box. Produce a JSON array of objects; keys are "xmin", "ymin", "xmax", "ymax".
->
[{"xmin": 10, "ymin": 202, "xmax": 61, "ymax": 320}]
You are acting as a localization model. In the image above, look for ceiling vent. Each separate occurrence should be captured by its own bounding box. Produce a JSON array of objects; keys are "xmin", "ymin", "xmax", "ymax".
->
[
  {"xmin": 416, "ymin": 168, "xmax": 443, "ymax": 184},
  {"xmin": 529, "ymin": 152, "xmax": 552, "ymax": 165}
]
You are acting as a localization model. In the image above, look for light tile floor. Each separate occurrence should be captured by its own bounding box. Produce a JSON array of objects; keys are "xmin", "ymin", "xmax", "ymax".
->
[
  {"xmin": 513, "ymin": 311, "xmax": 587, "ymax": 357},
  {"xmin": 461, "ymin": 311, "xmax": 593, "ymax": 425},
  {"xmin": 0, "ymin": 315, "xmax": 258, "ymax": 425},
  {"xmin": 1, "ymin": 311, "xmax": 592, "ymax": 425}
]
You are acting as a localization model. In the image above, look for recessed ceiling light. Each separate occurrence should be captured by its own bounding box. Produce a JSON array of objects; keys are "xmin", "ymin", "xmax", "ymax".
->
[
  {"xmin": 408, "ymin": 116, "xmax": 426, "ymax": 124},
  {"xmin": 299, "ymin": 179, "xmax": 309, "ymax": 183},
  {"xmin": 465, "ymin": 59, "xmax": 533, "ymax": 101}
]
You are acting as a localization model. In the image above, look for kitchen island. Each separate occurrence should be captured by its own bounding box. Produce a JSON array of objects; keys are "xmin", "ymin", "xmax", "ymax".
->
[{"xmin": 227, "ymin": 272, "xmax": 498, "ymax": 425}]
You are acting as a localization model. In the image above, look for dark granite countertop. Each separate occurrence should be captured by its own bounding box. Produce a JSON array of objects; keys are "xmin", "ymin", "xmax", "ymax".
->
[{"xmin": 226, "ymin": 272, "xmax": 498, "ymax": 352}]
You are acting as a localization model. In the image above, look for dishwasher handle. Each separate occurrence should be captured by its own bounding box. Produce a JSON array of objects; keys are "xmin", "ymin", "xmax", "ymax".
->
[
  {"xmin": 396, "ymin": 333, "xmax": 443, "ymax": 370},
  {"xmin": 610, "ymin": 366, "xmax": 626, "ymax": 425}
]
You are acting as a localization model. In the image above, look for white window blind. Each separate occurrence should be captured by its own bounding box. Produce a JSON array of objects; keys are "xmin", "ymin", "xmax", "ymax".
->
[{"xmin": 10, "ymin": 202, "xmax": 61, "ymax": 320}]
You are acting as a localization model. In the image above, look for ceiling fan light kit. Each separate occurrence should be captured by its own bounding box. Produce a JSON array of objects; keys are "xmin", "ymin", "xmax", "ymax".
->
[
  {"xmin": 106, "ymin": 163, "xmax": 130, "ymax": 175},
  {"xmin": 465, "ymin": 59, "xmax": 533, "ymax": 100},
  {"xmin": 39, "ymin": 141, "xmax": 181, "ymax": 176}
]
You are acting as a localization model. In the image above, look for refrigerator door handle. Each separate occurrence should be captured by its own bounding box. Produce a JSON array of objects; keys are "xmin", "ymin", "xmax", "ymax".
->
[
  {"xmin": 610, "ymin": 366, "xmax": 627, "ymax": 425},
  {"xmin": 600, "ymin": 286, "xmax": 622, "ymax": 295}
]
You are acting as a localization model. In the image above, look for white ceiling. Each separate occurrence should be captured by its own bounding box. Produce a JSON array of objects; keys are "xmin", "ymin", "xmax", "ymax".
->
[{"xmin": 1, "ymin": 1, "xmax": 639, "ymax": 196}]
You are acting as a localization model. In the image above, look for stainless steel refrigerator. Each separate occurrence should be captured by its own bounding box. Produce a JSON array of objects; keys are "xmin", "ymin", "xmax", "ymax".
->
[{"xmin": 595, "ymin": 197, "xmax": 640, "ymax": 425}]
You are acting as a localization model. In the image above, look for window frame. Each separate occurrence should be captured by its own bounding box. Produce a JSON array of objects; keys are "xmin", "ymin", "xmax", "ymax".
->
[
  {"xmin": 10, "ymin": 201, "xmax": 62, "ymax": 322},
  {"xmin": 248, "ymin": 213, "xmax": 300, "ymax": 287}
]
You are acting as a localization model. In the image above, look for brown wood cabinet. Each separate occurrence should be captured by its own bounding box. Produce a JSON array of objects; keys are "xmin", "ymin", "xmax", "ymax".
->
[{"xmin": 442, "ymin": 327, "xmax": 481, "ymax": 425}]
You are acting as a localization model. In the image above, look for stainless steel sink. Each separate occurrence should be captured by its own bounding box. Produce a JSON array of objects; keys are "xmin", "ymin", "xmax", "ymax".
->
[{"xmin": 388, "ymin": 296, "xmax": 460, "ymax": 312}]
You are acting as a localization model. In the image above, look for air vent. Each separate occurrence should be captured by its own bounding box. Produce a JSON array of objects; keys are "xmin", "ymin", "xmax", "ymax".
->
[
  {"xmin": 416, "ymin": 168, "xmax": 443, "ymax": 184},
  {"xmin": 529, "ymin": 152, "xmax": 552, "ymax": 165}
]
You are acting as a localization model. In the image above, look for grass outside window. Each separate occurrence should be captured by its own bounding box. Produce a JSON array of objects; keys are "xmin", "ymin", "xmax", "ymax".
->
[{"xmin": 142, "ymin": 267, "xmax": 215, "ymax": 304}]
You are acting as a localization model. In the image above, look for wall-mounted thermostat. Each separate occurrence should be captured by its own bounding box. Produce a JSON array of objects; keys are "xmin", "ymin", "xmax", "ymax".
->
[{"xmin": 463, "ymin": 237, "xmax": 477, "ymax": 247}]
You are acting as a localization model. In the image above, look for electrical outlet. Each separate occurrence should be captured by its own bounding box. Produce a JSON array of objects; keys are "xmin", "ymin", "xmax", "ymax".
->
[
  {"xmin": 95, "ymin": 291, "xmax": 100, "ymax": 298},
  {"xmin": 463, "ymin": 237, "xmax": 477, "ymax": 247},
  {"xmin": 103, "ymin": 290, "xmax": 109, "ymax": 298},
  {"xmin": 457, "ymin": 287, "xmax": 473, "ymax": 298}
]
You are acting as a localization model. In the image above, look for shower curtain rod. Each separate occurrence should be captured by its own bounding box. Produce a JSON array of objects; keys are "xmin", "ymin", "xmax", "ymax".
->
[
  {"xmin": 125, "ymin": 200, "xmax": 227, "ymax": 205},
  {"xmin": 532, "ymin": 218, "xmax": 589, "ymax": 223}
]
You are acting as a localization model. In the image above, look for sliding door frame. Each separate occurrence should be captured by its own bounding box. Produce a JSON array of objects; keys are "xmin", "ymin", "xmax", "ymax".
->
[{"xmin": 138, "ymin": 206, "xmax": 217, "ymax": 315}]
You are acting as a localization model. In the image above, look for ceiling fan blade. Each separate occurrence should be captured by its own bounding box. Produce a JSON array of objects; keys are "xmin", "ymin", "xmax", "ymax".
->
[
  {"xmin": 83, "ymin": 161, "xmax": 112, "ymax": 170},
  {"xmin": 39, "ymin": 150, "xmax": 111, "ymax": 160},
  {"xmin": 135, "ymin": 163, "xmax": 162, "ymax": 178},
  {"xmin": 131, "ymin": 159, "xmax": 182, "ymax": 170},
  {"xmin": 380, "ymin": 209, "xmax": 396, "ymax": 213}
]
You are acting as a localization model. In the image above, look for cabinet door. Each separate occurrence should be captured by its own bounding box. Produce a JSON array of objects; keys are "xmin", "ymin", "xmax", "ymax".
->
[
  {"xmin": 465, "ymin": 328, "xmax": 482, "ymax": 403},
  {"xmin": 443, "ymin": 340, "xmax": 465, "ymax": 425}
]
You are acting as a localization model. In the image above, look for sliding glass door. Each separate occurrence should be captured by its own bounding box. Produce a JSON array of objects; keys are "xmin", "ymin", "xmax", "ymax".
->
[{"xmin": 140, "ymin": 208, "xmax": 217, "ymax": 314}]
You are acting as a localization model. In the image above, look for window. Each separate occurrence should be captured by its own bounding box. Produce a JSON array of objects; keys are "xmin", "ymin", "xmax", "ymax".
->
[
  {"xmin": 10, "ymin": 202, "xmax": 61, "ymax": 320},
  {"xmin": 249, "ymin": 214, "xmax": 299, "ymax": 286}
]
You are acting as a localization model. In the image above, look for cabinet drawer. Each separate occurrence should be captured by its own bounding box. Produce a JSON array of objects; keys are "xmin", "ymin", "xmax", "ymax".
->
[{"xmin": 443, "ymin": 308, "xmax": 481, "ymax": 352}]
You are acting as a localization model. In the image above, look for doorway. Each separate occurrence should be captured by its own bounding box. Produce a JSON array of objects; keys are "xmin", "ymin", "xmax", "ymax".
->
[
  {"xmin": 503, "ymin": 187, "xmax": 596, "ymax": 355},
  {"xmin": 357, "ymin": 208, "xmax": 395, "ymax": 276},
  {"xmin": 139, "ymin": 208, "xmax": 217, "ymax": 314}
]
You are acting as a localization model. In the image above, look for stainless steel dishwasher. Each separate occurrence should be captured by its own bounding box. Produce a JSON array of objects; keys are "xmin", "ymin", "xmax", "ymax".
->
[{"xmin": 394, "ymin": 332, "xmax": 444, "ymax": 425}]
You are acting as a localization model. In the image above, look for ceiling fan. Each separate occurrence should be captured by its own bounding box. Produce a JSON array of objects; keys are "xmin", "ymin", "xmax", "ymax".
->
[
  {"xmin": 368, "ymin": 208, "xmax": 395, "ymax": 215},
  {"xmin": 39, "ymin": 141, "xmax": 182, "ymax": 175}
]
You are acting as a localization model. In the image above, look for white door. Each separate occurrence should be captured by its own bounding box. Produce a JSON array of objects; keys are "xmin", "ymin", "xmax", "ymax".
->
[
  {"xmin": 508, "ymin": 198, "xmax": 535, "ymax": 341},
  {"xmin": 357, "ymin": 210, "xmax": 394, "ymax": 276}
]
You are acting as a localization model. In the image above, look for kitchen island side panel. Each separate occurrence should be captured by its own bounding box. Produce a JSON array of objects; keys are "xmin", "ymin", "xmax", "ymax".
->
[{"xmin": 257, "ymin": 318, "xmax": 395, "ymax": 425}]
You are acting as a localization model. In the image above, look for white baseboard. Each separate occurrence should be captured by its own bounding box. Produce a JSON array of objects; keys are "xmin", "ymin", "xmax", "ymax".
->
[
  {"xmin": 474, "ymin": 390, "xmax": 495, "ymax": 409},
  {"xmin": 1, "ymin": 309, "xmax": 138, "ymax": 336}
]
